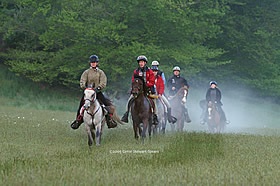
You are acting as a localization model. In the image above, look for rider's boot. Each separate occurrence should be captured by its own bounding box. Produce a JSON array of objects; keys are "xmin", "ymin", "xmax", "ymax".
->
[
  {"xmin": 153, "ymin": 113, "xmax": 159, "ymax": 125},
  {"xmin": 70, "ymin": 114, "xmax": 83, "ymax": 130},
  {"xmin": 184, "ymin": 107, "xmax": 191, "ymax": 123},
  {"xmin": 121, "ymin": 111, "xmax": 129, "ymax": 123},
  {"xmin": 167, "ymin": 108, "xmax": 177, "ymax": 124}
]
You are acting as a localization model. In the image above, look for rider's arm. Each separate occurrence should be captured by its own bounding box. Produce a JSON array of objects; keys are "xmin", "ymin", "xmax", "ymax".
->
[
  {"xmin": 80, "ymin": 70, "xmax": 89, "ymax": 89},
  {"xmin": 146, "ymin": 69, "xmax": 155, "ymax": 88},
  {"xmin": 97, "ymin": 70, "xmax": 107, "ymax": 90}
]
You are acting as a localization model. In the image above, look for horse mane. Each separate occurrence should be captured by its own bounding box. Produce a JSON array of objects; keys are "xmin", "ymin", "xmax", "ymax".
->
[{"xmin": 173, "ymin": 85, "xmax": 188, "ymax": 97}]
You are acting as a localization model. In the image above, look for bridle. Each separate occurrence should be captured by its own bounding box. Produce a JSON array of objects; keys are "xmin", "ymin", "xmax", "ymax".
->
[
  {"xmin": 83, "ymin": 88, "xmax": 101, "ymax": 120},
  {"xmin": 131, "ymin": 79, "xmax": 144, "ymax": 98}
]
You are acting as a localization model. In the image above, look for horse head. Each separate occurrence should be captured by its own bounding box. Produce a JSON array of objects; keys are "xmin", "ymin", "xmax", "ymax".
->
[
  {"xmin": 207, "ymin": 101, "xmax": 217, "ymax": 119},
  {"xmin": 83, "ymin": 88, "xmax": 97, "ymax": 110},
  {"xmin": 131, "ymin": 77, "xmax": 144, "ymax": 98},
  {"xmin": 174, "ymin": 86, "xmax": 188, "ymax": 104}
]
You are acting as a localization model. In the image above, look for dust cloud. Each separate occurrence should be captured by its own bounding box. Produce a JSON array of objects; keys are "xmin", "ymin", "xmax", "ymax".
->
[{"xmin": 112, "ymin": 85, "xmax": 280, "ymax": 135}]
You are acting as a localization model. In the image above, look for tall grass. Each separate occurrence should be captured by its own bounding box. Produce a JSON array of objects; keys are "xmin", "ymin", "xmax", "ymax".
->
[
  {"xmin": 1, "ymin": 64, "xmax": 280, "ymax": 185},
  {"xmin": 1, "ymin": 106, "xmax": 280, "ymax": 185}
]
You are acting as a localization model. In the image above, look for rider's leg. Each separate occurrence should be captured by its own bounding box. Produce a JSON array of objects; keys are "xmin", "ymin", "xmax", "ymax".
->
[
  {"xmin": 152, "ymin": 99, "xmax": 159, "ymax": 125},
  {"xmin": 219, "ymin": 107, "xmax": 230, "ymax": 124},
  {"xmin": 121, "ymin": 94, "xmax": 133, "ymax": 123},
  {"xmin": 71, "ymin": 95, "xmax": 85, "ymax": 129},
  {"xmin": 161, "ymin": 95, "xmax": 177, "ymax": 123},
  {"xmin": 97, "ymin": 92, "xmax": 117, "ymax": 128}
]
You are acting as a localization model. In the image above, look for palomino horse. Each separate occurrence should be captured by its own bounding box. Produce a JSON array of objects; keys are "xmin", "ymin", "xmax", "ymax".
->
[
  {"xmin": 206, "ymin": 101, "xmax": 225, "ymax": 133},
  {"xmin": 169, "ymin": 86, "xmax": 189, "ymax": 132},
  {"xmin": 83, "ymin": 88, "xmax": 106, "ymax": 146},
  {"xmin": 130, "ymin": 77, "xmax": 153, "ymax": 143}
]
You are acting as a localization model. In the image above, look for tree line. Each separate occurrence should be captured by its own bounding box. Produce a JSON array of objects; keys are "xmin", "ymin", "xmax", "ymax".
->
[{"xmin": 0, "ymin": 0, "xmax": 280, "ymax": 99}]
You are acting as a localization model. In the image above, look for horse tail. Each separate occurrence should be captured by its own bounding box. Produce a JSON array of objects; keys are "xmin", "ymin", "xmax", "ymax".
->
[
  {"xmin": 106, "ymin": 105, "xmax": 125, "ymax": 125},
  {"xmin": 112, "ymin": 110, "xmax": 125, "ymax": 125}
]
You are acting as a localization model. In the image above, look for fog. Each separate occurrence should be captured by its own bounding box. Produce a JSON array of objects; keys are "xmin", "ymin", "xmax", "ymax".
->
[{"xmin": 113, "ymin": 85, "xmax": 280, "ymax": 135}]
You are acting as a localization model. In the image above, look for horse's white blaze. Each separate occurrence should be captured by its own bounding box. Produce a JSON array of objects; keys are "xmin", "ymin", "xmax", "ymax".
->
[
  {"xmin": 208, "ymin": 107, "xmax": 212, "ymax": 119},
  {"xmin": 182, "ymin": 90, "xmax": 187, "ymax": 103}
]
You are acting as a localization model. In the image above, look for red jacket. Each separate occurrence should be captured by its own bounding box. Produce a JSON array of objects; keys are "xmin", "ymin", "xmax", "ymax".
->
[
  {"xmin": 132, "ymin": 67, "xmax": 155, "ymax": 88},
  {"xmin": 155, "ymin": 75, "xmax": 164, "ymax": 95}
]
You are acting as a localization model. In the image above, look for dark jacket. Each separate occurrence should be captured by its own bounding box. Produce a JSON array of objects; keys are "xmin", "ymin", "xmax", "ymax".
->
[
  {"xmin": 206, "ymin": 87, "xmax": 222, "ymax": 105},
  {"xmin": 167, "ymin": 75, "xmax": 189, "ymax": 96}
]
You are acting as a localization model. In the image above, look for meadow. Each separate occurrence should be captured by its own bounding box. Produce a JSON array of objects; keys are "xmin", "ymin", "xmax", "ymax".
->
[{"xmin": 1, "ymin": 64, "xmax": 280, "ymax": 185}]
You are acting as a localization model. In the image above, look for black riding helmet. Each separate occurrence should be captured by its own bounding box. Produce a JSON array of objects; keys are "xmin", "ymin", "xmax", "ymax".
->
[{"xmin": 89, "ymin": 55, "xmax": 99, "ymax": 62}]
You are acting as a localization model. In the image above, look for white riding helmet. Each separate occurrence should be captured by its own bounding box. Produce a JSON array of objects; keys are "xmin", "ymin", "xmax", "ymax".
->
[
  {"xmin": 173, "ymin": 66, "xmax": 181, "ymax": 71},
  {"xmin": 151, "ymin": 60, "xmax": 159, "ymax": 66}
]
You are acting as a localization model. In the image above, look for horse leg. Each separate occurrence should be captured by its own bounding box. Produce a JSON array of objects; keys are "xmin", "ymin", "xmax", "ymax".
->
[
  {"xmin": 85, "ymin": 124, "xmax": 94, "ymax": 147},
  {"xmin": 133, "ymin": 122, "xmax": 139, "ymax": 139},
  {"xmin": 95, "ymin": 123, "xmax": 102, "ymax": 146},
  {"xmin": 141, "ymin": 120, "xmax": 148, "ymax": 144}
]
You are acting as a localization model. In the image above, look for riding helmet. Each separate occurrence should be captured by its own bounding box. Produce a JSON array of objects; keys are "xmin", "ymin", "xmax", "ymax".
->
[
  {"xmin": 89, "ymin": 55, "xmax": 99, "ymax": 62},
  {"xmin": 173, "ymin": 66, "xmax": 181, "ymax": 71},
  {"xmin": 209, "ymin": 81, "xmax": 217, "ymax": 86},
  {"xmin": 151, "ymin": 60, "xmax": 159, "ymax": 66},
  {"xmin": 137, "ymin": 55, "xmax": 148, "ymax": 62},
  {"xmin": 151, "ymin": 65, "xmax": 159, "ymax": 71}
]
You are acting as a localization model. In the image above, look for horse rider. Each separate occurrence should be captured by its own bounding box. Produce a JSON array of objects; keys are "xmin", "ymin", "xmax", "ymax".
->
[
  {"xmin": 200, "ymin": 81, "xmax": 230, "ymax": 125},
  {"xmin": 167, "ymin": 66, "xmax": 191, "ymax": 123},
  {"xmin": 70, "ymin": 54, "xmax": 117, "ymax": 130},
  {"xmin": 151, "ymin": 65, "xmax": 177, "ymax": 124},
  {"xmin": 121, "ymin": 55, "xmax": 159, "ymax": 125},
  {"xmin": 151, "ymin": 60, "xmax": 166, "ymax": 84}
]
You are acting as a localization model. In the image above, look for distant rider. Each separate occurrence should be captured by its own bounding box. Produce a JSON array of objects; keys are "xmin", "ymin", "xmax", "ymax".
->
[
  {"xmin": 167, "ymin": 66, "xmax": 191, "ymax": 123},
  {"xmin": 200, "ymin": 81, "xmax": 230, "ymax": 125},
  {"xmin": 151, "ymin": 60, "xmax": 166, "ymax": 84},
  {"xmin": 151, "ymin": 65, "xmax": 177, "ymax": 124}
]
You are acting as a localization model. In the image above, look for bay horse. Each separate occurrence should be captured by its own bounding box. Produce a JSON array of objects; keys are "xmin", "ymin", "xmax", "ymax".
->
[
  {"xmin": 130, "ymin": 77, "xmax": 153, "ymax": 143},
  {"xmin": 169, "ymin": 86, "xmax": 189, "ymax": 132},
  {"xmin": 206, "ymin": 101, "xmax": 225, "ymax": 133}
]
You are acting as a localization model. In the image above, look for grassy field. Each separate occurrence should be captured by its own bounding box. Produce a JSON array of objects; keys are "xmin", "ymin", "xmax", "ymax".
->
[
  {"xmin": 1, "ymin": 105, "xmax": 280, "ymax": 185},
  {"xmin": 1, "ymin": 63, "xmax": 280, "ymax": 185}
]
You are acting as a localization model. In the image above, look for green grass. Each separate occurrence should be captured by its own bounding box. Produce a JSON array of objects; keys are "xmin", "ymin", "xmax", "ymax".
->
[
  {"xmin": 1, "ymin": 63, "xmax": 280, "ymax": 185},
  {"xmin": 1, "ymin": 106, "xmax": 280, "ymax": 185}
]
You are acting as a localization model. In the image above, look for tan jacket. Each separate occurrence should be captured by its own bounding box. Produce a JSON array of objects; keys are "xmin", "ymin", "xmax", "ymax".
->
[{"xmin": 80, "ymin": 67, "xmax": 107, "ymax": 90}]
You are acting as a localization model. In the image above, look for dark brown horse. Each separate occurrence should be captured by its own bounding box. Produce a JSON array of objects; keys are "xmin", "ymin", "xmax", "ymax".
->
[
  {"xmin": 169, "ymin": 86, "xmax": 189, "ymax": 132},
  {"xmin": 130, "ymin": 77, "xmax": 153, "ymax": 143},
  {"xmin": 206, "ymin": 101, "xmax": 225, "ymax": 133}
]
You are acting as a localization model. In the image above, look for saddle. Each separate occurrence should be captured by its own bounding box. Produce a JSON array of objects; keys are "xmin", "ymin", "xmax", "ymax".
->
[{"xmin": 146, "ymin": 97, "xmax": 156, "ymax": 113}]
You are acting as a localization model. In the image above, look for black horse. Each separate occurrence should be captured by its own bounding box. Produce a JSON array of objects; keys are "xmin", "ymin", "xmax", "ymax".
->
[{"xmin": 130, "ymin": 77, "xmax": 153, "ymax": 143}]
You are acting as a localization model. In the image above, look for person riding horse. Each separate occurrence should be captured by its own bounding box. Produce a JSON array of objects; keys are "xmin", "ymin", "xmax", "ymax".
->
[
  {"xmin": 200, "ymin": 81, "xmax": 230, "ymax": 125},
  {"xmin": 167, "ymin": 66, "xmax": 191, "ymax": 123},
  {"xmin": 151, "ymin": 60, "xmax": 166, "ymax": 84},
  {"xmin": 151, "ymin": 65, "xmax": 177, "ymax": 124},
  {"xmin": 70, "ymin": 54, "xmax": 117, "ymax": 130},
  {"xmin": 121, "ymin": 55, "xmax": 159, "ymax": 125}
]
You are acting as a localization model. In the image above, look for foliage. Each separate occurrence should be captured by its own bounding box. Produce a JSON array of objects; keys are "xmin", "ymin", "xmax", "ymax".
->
[{"xmin": 0, "ymin": 0, "xmax": 280, "ymax": 99}]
